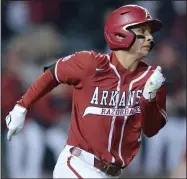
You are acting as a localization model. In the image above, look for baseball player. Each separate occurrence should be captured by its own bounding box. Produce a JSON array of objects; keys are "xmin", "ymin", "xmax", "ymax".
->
[{"xmin": 6, "ymin": 5, "xmax": 167, "ymax": 178}]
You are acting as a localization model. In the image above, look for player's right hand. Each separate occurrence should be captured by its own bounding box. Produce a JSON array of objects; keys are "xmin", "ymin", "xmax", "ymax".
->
[{"xmin": 5, "ymin": 104, "xmax": 27, "ymax": 141}]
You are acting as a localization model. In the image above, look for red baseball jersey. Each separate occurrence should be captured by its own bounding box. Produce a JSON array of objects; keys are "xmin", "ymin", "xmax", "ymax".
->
[{"xmin": 54, "ymin": 51, "xmax": 167, "ymax": 167}]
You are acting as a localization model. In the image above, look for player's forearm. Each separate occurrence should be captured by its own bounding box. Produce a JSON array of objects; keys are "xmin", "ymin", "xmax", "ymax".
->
[
  {"xmin": 140, "ymin": 97, "xmax": 165, "ymax": 137},
  {"xmin": 17, "ymin": 69, "xmax": 59, "ymax": 109}
]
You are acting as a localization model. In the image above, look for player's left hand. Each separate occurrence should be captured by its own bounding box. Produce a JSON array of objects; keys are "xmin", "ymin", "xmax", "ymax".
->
[{"xmin": 143, "ymin": 66, "xmax": 165, "ymax": 101}]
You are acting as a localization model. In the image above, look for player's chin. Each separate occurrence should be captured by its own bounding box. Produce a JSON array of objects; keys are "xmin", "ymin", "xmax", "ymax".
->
[
  {"xmin": 137, "ymin": 51, "xmax": 149, "ymax": 59},
  {"xmin": 140, "ymin": 49, "xmax": 150, "ymax": 57}
]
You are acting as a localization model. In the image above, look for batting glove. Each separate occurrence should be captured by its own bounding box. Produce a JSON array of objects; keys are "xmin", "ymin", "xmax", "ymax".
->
[
  {"xmin": 5, "ymin": 104, "xmax": 27, "ymax": 141},
  {"xmin": 143, "ymin": 66, "xmax": 165, "ymax": 101}
]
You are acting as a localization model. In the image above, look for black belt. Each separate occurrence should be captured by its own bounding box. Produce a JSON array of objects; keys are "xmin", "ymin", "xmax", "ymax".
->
[{"xmin": 70, "ymin": 147, "xmax": 121, "ymax": 177}]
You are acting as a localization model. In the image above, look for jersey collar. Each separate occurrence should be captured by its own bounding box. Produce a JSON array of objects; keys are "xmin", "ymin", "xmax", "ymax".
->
[{"xmin": 109, "ymin": 52, "xmax": 148, "ymax": 75}]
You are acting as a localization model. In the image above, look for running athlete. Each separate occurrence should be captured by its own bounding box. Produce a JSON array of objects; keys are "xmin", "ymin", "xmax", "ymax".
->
[{"xmin": 6, "ymin": 5, "xmax": 167, "ymax": 178}]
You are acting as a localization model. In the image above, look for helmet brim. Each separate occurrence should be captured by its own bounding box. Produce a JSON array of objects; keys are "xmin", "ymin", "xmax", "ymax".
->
[{"xmin": 126, "ymin": 19, "xmax": 162, "ymax": 34}]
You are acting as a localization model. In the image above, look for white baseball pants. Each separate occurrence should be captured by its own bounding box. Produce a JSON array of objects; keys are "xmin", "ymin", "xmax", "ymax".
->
[{"xmin": 53, "ymin": 145, "xmax": 119, "ymax": 178}]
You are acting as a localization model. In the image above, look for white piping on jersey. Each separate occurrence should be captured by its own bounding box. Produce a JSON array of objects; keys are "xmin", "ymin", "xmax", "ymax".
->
[
  {"xmin": 106, "ymin": 54, "xmax": 121, "ymax": 163},
  {"xmin": 55, "ymin": 59, "xmax": 61, "ymax": 83},
  {"xmin": 160, "ymin": 109, "xmax": 168, "ymax": 122},
  {"xmin": 118, "ymin": 66, "xmax": 151, "ymax": 167}
]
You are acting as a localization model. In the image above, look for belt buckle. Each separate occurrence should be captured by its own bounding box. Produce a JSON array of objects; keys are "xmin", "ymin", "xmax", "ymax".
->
[
  {"xmin": 104, "ymin": 164, "xmax": 110, "ymax": 175},
  {"xmin": 104, "ymin": 163, "xmax": 121, "ymax": 177},
  {"xmin": 103, "ymin": 163, "xmax": 114, "ymax": 176}
]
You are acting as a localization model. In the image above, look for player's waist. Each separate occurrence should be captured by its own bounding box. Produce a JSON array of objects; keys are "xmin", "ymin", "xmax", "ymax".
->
[{"xmin": 64, "ymin": 145, "xmax": 122, "ymax": 177}]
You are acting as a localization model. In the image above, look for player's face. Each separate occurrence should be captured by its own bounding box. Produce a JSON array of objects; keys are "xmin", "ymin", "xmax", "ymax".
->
[{"xmin": 128, "ymin": 24, "xmax": 153, "ymax": 58}]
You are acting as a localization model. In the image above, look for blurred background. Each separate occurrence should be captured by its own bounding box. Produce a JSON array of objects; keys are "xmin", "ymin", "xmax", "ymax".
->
[{"xmin": 1, "ymin": 0, "xmax": 186, "ymax": 178}]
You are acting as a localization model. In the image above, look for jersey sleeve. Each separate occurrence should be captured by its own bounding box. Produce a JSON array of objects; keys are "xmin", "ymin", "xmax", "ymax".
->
[
  {"xmin": 140, "ymin": 81, "xmax": 167, "ymax": 137},
  {"xmin": 156, "ymin": 82, "xmax": 167, "ymax": 123},
  {"xmin": 54, "ymin": 51, "xmax": 95, "ymax": 88}
]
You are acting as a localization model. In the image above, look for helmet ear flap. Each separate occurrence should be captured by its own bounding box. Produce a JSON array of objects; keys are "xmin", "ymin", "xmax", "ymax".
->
[
  {"xmin": 106, "ymin": 28, "xmax": 136, "ymax": 50},
  {"xmin": 123, "ymin": 29, "xmax": 137, "ymax": 50}
]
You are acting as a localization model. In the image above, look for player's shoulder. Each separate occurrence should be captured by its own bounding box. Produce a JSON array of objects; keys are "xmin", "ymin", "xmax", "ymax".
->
[
  {"xmin": 70, "ymin": 50, "xmax": 93, "ymax": 60},
  {"xmin": 73, "ymin": 50, "xmax": 108, "ymax": 59},
  {"xmin": 90, "ymin": 51, "xmax": 110, "ymax": 67},
  {"xmin": 72, "ymin": 50, "xmax": 105, "ymax": 60},
  {"xmin": 61, "ymin": 50, "xmax": 94, "ymax": 67},
  {"xmin": 77, "ymin": 50, "xmax": 109, "ymax": 66}
]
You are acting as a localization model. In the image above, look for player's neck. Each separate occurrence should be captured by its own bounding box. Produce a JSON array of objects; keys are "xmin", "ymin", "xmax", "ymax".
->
[{"xmin": 114, "ymin": 50, "xmax": 141, "ymax": 71}]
